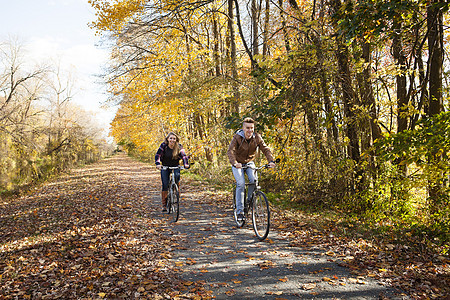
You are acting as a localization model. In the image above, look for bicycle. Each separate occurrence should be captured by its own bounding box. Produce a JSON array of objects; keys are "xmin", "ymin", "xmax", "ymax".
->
[
  {"xmin": 161, "ymin": 166, "xmax": 184, "ymax": 222},
  {"xmin": 232, "ymin": 159, "xmax": 278, "ymax": 241}
]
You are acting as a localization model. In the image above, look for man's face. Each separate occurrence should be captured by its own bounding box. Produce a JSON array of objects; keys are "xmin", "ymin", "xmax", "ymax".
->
[{"xmin": 243, "ymin": 122, "xmax": 254, "ymax": 139}]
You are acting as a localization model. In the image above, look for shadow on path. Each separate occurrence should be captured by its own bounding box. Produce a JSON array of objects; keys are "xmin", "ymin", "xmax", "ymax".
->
[{"xmin": 154, "ymin": 182, "xmax": 405, "ymax": 299}]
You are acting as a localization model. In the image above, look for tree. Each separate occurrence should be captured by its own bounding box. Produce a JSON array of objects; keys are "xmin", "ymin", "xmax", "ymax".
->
[
  {"xmin": 426, "ymin": 0, "xmax": 445, "ymax": 205},
  {"xmin": 90, "ymin": 0, "xmax": 450, "ymax": 232},
  {"xmin": 0, "ymin": 38, "xmax": 112, "ymax": 191},
  {"xmin": 227, "ymin": 0, "xmax": 240, "ymax": 114},
  {"xmin": 331, "ymin": 0, "xmax": 360, "ymax": 164}
]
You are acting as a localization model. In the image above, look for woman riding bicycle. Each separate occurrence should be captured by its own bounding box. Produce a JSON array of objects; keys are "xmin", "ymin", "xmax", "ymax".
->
[
  {"xmin": 155, "ymin": 132, "xmax": 189, "ymax": 212},
  {"xmin": 227, "ymin": 117, "xmax": 276, "ymax": 222}
]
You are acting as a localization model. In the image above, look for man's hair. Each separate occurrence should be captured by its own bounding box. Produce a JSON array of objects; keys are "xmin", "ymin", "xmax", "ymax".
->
[{"xmin": 243, "ymin": 117, "xmax": 255, "ymax": 124}]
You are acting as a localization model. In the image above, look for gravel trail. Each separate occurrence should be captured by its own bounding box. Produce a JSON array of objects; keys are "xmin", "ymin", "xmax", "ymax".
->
[
  {"xmin": 0, "ymin": 154, "xmax": 406, "ymax": 299},
  {"xmin": 156, "ymin": 174, "xmax": 404, "ymax": 299}
]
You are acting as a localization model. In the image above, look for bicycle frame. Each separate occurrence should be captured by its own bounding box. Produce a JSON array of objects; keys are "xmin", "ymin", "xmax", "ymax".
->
[
  {"xmin": 241, "ymin": 166, "xmax": 261, "ymax": 211},
  {"xmin": 161, "ymin": 166, "xmax": 185, "ymax": 181},
  {"xmin": 232, "ymin": 162, "xmax": 275, "ymax": 241}
]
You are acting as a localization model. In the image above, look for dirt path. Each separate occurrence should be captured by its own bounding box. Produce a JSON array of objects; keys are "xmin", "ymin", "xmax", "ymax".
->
[
  {"xmin": 163, "ymin": 188, "xmax": 403, "ymax": 299},
  {"xmin": 0, "ymin": 154, "xmax": 405, "ymax": 299},
  {"xmin": 153, "ymin": 160, "xmax": 404, "ymax": 299}
]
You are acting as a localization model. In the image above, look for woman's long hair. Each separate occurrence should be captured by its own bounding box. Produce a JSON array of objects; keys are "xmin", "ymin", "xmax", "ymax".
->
[{"xmin": 164, "ymin": 132, "xmax": 180, "ymax": 159}]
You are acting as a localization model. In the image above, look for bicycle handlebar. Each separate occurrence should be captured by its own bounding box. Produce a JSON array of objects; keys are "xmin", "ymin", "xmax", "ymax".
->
[
  {"xmin": 161, "ymin": 165, "xmax": 186, "ymax": 170},
  {"xmin": 241, "ymin": 164, "xmax": 270, "ymax": 170},
  {"xmin": 239, "ymin": 158, "xmax": 280, "ymax": 170}
]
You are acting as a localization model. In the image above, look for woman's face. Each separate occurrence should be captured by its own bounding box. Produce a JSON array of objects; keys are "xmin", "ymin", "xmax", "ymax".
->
[{"xmin": 167, "ymin": 134, "xmax": 177, "ymax": 147}]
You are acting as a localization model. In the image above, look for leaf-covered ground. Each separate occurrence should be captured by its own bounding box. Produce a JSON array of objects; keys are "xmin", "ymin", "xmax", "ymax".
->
[
  {"xmin": 1, "ymin": 154, "xmax": 448, "ymax": 299},
  {"xmin": 270, "ymin": 211, "xmax": 450, "ymax": 299},
  {"xmin": 1, "ymin": 155, "xmax": 178, "ymax": 299}
]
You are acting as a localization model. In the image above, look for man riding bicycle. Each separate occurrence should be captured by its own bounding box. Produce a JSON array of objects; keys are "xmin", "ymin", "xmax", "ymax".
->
[{"xmin": 227, "ymin": 117, "xmax": 276, "ymax": 223}]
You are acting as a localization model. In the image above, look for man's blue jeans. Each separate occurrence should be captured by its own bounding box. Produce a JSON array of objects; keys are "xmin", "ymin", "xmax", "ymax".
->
[{"xmin": 232, "ymin": 162, "xmax": 256, "ymax": 215}]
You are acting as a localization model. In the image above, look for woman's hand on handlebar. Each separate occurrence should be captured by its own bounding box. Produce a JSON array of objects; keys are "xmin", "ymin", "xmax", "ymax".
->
[
  {"xmin": 234, "ymin": 162, "xmax": 243, "ymax": 169},
  {"xmin": 184, "ymin": 164, "xmax": 190, "ymax": 169}
]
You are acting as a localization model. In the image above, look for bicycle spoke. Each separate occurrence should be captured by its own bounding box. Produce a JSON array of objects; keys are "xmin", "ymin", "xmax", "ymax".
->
[{"xmin": 252, "ymin": 191, "xmax": 270, "ymax": 241}]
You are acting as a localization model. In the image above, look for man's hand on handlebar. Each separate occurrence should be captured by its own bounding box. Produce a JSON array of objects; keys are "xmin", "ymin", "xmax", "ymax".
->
[
  {"xmin": 233, "ymin": 161, "xmax": 276, "ymax": 169},
  {"xmin": 268, "ymin": 158, "xmax": 280, "ymax": 168},
  {"xmin": 156, "ymin": 164, "xmax": 161, "ymax": 170}
]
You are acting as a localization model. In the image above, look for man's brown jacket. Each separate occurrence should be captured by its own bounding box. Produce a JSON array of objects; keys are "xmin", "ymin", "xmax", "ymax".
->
[{"xmin": 227, "ymin": 129, "xmax": 274, "ymax": 165}]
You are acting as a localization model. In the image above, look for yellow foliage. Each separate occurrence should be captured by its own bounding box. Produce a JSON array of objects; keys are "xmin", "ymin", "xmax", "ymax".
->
[{"xmin": 88, "ymin": 0, "xmax": 147, "ymax": 33}]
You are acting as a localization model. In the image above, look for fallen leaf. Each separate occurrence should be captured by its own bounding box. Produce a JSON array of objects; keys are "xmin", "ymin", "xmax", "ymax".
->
[
  {"xmin": 266, "ymin": 291, "xmax": 283, "ymax": 295},
  {"xmin": 302, "ymin": 283, "xmax": 316, "ymax": 290},
  {"xmin": 225, "ymin": 290, "xmax": 236, "ymax": 296},
  {"xmin": 257, "ymin": 260, "xmax": 276, "ymax": 269}
]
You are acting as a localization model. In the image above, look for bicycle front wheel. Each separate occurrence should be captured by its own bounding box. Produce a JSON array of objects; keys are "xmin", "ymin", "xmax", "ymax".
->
[
  {"xmin": 252, "ymin": 191, "xmax": 270, "ymax": 241},
  {"xmin": 166, "ymin": 190, "xmax": 172, "ymax": 214},
  {"xmin": 170, "ymin": 183, "xmax": 180, "ymax": 222}
]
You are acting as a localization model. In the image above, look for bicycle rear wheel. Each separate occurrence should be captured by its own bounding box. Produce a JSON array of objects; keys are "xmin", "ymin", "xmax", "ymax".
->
[
  {"xmin": 232, "ymin": 185, "xmax": 245, "ymax": 227},
  {"xmin": 252, "ymin": 191, "xmax": 270, "ymax": 241},
  {"xmin": 170, "ymin": 183, "xmax": 180, "ymax": 222}
]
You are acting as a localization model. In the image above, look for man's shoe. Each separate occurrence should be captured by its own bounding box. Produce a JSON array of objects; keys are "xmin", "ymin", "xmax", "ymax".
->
[
  {"xmin": 162, "ymin": 207, "xmax": 168, "ymax": 212},
  {"xmin": 237, "ymin": 213, "xmax": 244, "ymax": 222}
]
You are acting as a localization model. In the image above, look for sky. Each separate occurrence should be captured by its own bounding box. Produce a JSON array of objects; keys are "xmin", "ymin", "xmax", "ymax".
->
[{"xmin": 0, "ymin": 0, "xmax": 116, "ymax": 140}]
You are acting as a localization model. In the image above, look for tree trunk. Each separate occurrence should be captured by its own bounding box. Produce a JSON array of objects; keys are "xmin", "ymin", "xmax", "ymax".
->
[
  {"xmin": 185, "ymin": 37, "xmax": 192, "ymax": 74},
  {"xmin": 262, "ymin": 0, "xmax": 270, "ymax": 57},
  {"xmin": 228, "ymin": 0, "xmax": 240, "ymax": 114},
  {"xmin": 356, "ymin": 41, "xmax": 380, "ymax": 182},
  {"xmin": 331, "ymin": 0, "xmax": 360, "ymax": 197},
  {"xmin": 410, "ymin": 23, "xmax": 426, "ymax": 130},
  {"xmin": 212, "ymin": 13, "xmax": 221, "ymax": 76},
  {"xmin": 251, "ymin": 0, "xmax": 259, "ymax": 69},
  {"xmin": 361, "ymin": 42, "xmax": 381, "ymax": 143},
  {"xmin": 337, "ymin": 42, "xmax": 360, "ymax": 163},
  {"xmin": 392, "ymin": 18, "xmax": 408, "ymax": 133},
  {"xmin": 312, "ymin": 35, "xmax": 339, "ymax": 155},
  {"xmin": 426, "ymin": 0, "xmax": 444, "ymax": 204},
  {"xmin": 427, "ymin": 2, "xmax": 443, "ymax": 117},
  {"xmin": 194, "ymin": 113, "xmax": 213, "ymax": 162},
  {"xmin": 278, "ymin": 0, "xmax": 291, "ymax": 52}
]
